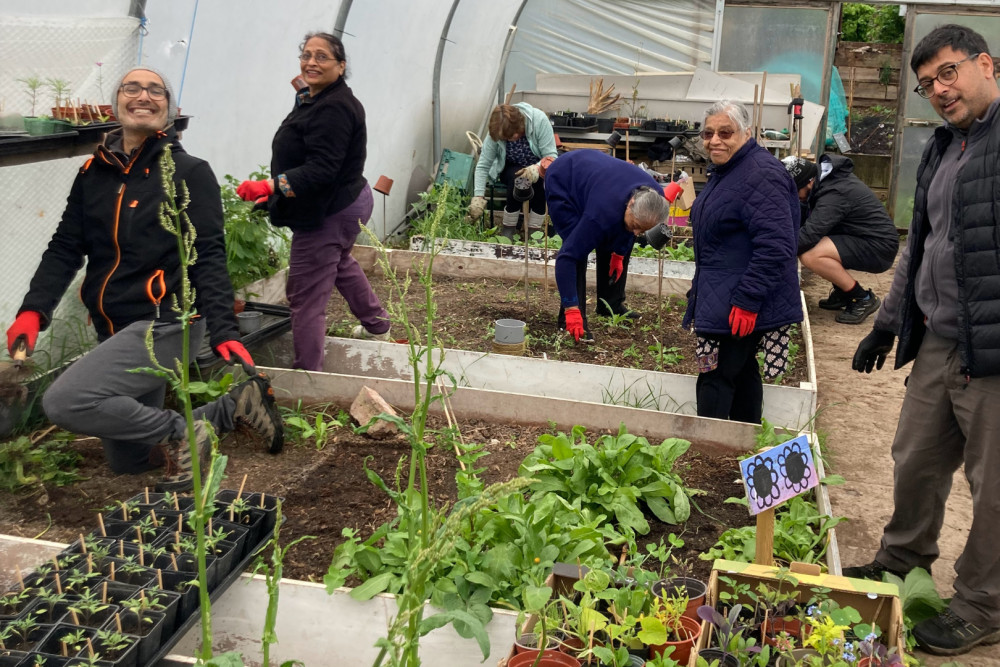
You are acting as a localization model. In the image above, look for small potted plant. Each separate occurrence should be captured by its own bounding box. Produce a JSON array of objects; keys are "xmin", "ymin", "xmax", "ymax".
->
[
  {"xmin": 0, "ymin": 616, "xmax": 50, "ymax": 653},
  {"xmin": 638, "ymin": 589, "xmax": 701, "ymax": 665},
  {"xmin": 92, "ymin": 629, "xmax": 138, "ymax": 666}
]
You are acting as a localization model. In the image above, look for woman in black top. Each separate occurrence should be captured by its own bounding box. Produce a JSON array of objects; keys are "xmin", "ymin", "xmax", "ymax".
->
[{"xmin": 238, "ymin": 32, "xmax": 390, "ymax": 370}]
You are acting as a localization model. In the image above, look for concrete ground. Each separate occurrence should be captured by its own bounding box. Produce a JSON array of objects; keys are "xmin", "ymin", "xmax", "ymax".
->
[{"xmin": 803, "ymin": 265, "xmax": 999, "ymax": 667}]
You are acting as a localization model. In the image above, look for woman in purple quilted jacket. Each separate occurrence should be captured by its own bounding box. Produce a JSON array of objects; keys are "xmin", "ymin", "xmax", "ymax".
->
[{"xmin": 682, "ymin": 100, "xmax": 803, "ymax": 423}]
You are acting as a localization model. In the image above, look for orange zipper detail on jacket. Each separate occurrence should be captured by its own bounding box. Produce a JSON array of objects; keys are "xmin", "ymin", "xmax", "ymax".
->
[{"xmin": 97, "ymin": 183, "xmax": 127, "ymax": 335}]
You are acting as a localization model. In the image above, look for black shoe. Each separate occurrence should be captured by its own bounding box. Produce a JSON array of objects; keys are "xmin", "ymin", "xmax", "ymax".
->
[
  {"xmin": 578, "ymin": 329, "xmax": 595, "ymax": 344},
  {"xmin": 841, "ymin": 560, "xmax": 909, "ymax": 582},
  {"xmin": 818, "ymin": 287, "xmax": 851, "ymax": 310},
  {"xmin": 499, "ymin": 225, "xmax": 516, "ymax": 241},
  {"xmin": 913, "ymin": 609, "xmax": 1000, "ymax": 656},
  {"xmin": 836, "ymin": 290, "xmax": 880, "ymax": 324}
]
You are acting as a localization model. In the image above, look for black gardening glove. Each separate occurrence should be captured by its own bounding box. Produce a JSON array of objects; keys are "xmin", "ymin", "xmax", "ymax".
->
[{"xmin": 852, "ymin": 328, "xmax": 895, "ymax": 373}]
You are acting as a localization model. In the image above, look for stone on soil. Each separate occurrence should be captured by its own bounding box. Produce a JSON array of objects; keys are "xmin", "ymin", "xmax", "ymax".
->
[{"xmin": 350, "ymin": 386, "xmax": 399, "ymax": 438}]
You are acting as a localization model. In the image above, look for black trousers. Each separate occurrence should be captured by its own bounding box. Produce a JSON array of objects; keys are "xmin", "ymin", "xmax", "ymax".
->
[
  {"xmin": 595, "ymin": 245, "xmax": 632, "ymax": 315},
  {"xmin": 696, "ymin": 332, "xmax": 764, "ymax": 424},
  {"xmin": 499, "ymin": 162, "xmax": 547, "ymax": 215}
]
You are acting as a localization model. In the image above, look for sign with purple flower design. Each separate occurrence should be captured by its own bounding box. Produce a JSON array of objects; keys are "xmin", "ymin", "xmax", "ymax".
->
[{"xmin": 739, "ymin": 434, "xmax": 818, "ymax": 516}]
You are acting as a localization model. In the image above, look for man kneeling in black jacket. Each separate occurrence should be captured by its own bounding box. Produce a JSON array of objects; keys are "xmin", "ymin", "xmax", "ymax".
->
[{"xmin": 784, "ymin": 155, "xmax": 899, "ymax": 324}]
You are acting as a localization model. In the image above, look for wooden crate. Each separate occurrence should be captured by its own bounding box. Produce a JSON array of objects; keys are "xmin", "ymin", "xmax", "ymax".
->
[{"xmin": 694, "ymin": 560, "xmax": 906, "ymax": 665}]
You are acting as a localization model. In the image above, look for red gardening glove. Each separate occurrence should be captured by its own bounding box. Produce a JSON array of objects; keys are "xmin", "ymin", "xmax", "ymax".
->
[
  {"xmin": 609, "ymin": 253, "xmax": 625, "ymax": 283},
  {"xmin": 564, "ymin": 307, "xmax": 585, "ymax": 342},
  {"xmin": 236, "ymin": 179, "xmax": 274, "ymax": 203},
  {"xmin": 729, "ymin": 306, "xmax": 758, "ymax": 338},
  {"xmin": 214, "ymin": 340, "xmax": 255, "ymax": 369},
  {"xmin": 6, "ymin": 311, "xmax": 41, "ymax": 356}
]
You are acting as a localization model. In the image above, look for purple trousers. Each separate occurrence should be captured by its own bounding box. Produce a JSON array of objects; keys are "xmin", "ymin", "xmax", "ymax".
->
[{"xmin": 286, "ymin": 184, "xmax": 389, "ymax": 370}]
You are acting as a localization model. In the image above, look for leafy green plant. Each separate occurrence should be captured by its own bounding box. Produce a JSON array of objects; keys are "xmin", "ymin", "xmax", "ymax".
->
[
  {"xmin": 46, "ymin": 77, "xmax": 71, "ymax": 112},
  {"xmin": 700, "ymin": 495, "xmax": 845, "ymax": 565},
  {"xmin": 883, "ymin": 567, "xmax": 946, "ymax": 654},
  {"xmin": 280, "ymin": 402, "xmax": 348, "ymax": 449},
  {"xmin": 0, "ymin": 616, "xmax": 39, "ymax": 650},
  {"xmin": 326, "ymin": 195, "xmax": 535, "ymax": 665},
  {"xmin": 0, "ymin": 433, "xmax": 81, "ymax": 491},
  {"xmin": 250, "ymin": 499, "xmax": 314, "ymax": 667},
  {"xmin": 221, "ymin": 168, "xmax": 290, "ymax": 290},
  {"xmin": 68, "ymin": 588, "xmax": 109, "ymax": 625},
  {"xmin": 408, "ymin": 183, "xmax": 480, "ymax": 243},
  {"xmin": 648, "ymin": 341, "xmax": 684, "ymax": 371},
  {"xmin": 95, "ymin": 629, "xmax": 134, "ymax": 654},
  {"xmin": 60, "ymin": 627, "xmax": 90, "ymax": 655},
  {"xmin": 17, "ymin": 75, "xmax": 43, "ymax": 116},
  {"xmin": 519, "ymin": 423, "xmax": 694, "ymax": 538}
]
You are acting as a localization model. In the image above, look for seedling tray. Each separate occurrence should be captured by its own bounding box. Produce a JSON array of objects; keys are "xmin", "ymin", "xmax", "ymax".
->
[
  {"xmin": 143, "ymin": 493, "xmax": 281, "ymax": 666},
  {"xmin": 550, "ymin": 123, "xmax": 598, "ymax": 133},
  {"xmin": 636, "ymin": 128, "xmax": 701, "ymax": 138}
]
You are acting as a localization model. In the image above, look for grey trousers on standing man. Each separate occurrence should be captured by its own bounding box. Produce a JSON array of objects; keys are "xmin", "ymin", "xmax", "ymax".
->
[
  {"xmin": 43, "ymin": 319, "xmax": 237, "ymax": 474},
  {"xmin": 875, "ymin": 330, "xmax": 1000, "ymax": 627}
]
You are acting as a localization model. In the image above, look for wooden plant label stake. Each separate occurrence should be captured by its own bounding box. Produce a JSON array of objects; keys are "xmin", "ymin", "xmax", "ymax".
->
[
  {"xmin": 52, "ymin": 556, "xmax": 60, "ymax": 572},
  {"xmin": 738, "ymin": 434, "xmax": 819, "ymax": 567},
  {"xmin": 208, "ymin": 517, "xmax": 213, "ymax": 535},
  {"xmin": 151, "ymin": 509, "xmax": 159, "ymax": 527},
  {"xmin": 69, "ymin": 609, "xmax": 80, "ymax": 625},
  {"xmin": 118, "ymin": 540, "xmax": 125, "ymax": 557},
  {"xmin": 97, "ymin": 513, "xmax": 106, "ymax": 537},
  {"xmin": 170, "ymin": 553, "xmax": 178, "ymax": 570},
  {"xmin": 54, "ymin": 573, "xmax": 63, "ymax": 594},
  {"xmin": 138, "ymin": 549, "xmax": 145, "ymax": 567},
  {"xmin": 61, "ymin": 641, "xmax": 68, "ymax": 657},
  {"xmin": 115, "ymin": 612, "xmax": 123, "ymax": 633},
  {"xmin": 237, "ymin": 474, "xmax": 247, "ymax": 500},
  {"xmin": 15, "ymin": 566, "xmax": 24, "ymax": 590},
  {"xmin": 86, "ymin": 637, "xmax": 95, "ymax": 657},
  {"xmin": 173, "ymin": 493, "xmax": 180, "ymax": 511},
  {"xmin": 121, "ymin": 501, "xmax": 128, "ymax": 521},
  {"xmin": 102, "ymin": 581, "xmax": 108, "ymax": 603},
  {"xmin": 87, "ymin": 553, "xmax": 93, "ymax": 573},
  {"xmin": 176, "ymin": 514, "xmax": 182, "ymax": 532},
  {"xmin": 109, "ymin": 561, "xmax": 116, "ymax": 581},
  {"xmin": 157, "ymin": 569, "xmax": 164, "ymax": 589},
  {"xmin": 144, "ymin": 486, "xmax": 150, "ymax": 504},
  {"xmin": 79, "ymin": 533, "xmax": 87, "ymax": 554},
  {"xmin": 259, "ymin": 492, "xmax": 266, "ymax": 509}
]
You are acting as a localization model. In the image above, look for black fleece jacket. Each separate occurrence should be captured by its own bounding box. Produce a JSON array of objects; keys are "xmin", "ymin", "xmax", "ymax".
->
[
  {"xmin": 19, "ymin": 128, "xmax": 240, "ymax": 347},
  {"xmin": 267, "ymin": 77, "xmax": 367, "ymax": 230},
  {"xmin": 799, "ymin": 154, "xmax": 898, "ymax": 253}
]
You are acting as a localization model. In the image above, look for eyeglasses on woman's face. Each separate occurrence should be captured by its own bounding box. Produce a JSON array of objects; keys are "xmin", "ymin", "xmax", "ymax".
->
[
  {"xmin": 119, "ymin": 82, "xmax": 167, "ymax": 100},
  {"xmin": 700, "ymin": 129, "xmax": 735, "ymax": 141},
  {"xmin": 299, "ymin": 52, "xmax": 335, "ymax": 64},
  {"xmin": 914, "ymin": 53, "xmax": 981, "ymax": 99}
]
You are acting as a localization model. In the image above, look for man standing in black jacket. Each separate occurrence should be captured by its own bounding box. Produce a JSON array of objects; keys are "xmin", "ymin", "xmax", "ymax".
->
[
  {"xmin": 784, "ymin": 155, "xmax": 898, "ymax": 324},
  {"xmin": 5, "ymin": 67, "xmax": 284, "ymax": 492},
  {"xmin": 846, "ymin": 25, "xmax": 1000, "ymax": 656}
]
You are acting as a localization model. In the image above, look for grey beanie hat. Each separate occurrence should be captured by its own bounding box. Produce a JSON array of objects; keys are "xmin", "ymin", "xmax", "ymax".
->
[{"xmin": 111, "ymin": 66, "xmax": 178, "ymax": 123}]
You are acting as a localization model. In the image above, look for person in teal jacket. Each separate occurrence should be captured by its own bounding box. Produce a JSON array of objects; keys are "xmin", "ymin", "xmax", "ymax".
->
[{"xmin": 468, "ymin": 103, "xmax": 558, "ymax": 239}]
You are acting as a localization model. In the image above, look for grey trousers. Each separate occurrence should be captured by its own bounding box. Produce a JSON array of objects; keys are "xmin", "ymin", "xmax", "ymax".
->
[
  {"xmin": 875, "ymin": 330, "xmax": 1000, "ymax": 626},
  {"xmin": 43, "ymin": 320, "xmax": 236, "ymax": 474}
]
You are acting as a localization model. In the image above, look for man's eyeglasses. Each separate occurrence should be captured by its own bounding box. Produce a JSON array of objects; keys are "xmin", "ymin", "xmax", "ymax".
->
[
  {"xmin": 914, "ymin": 53, "xmax": 980, "ymax": 99},
  {"xmin": 700, "ymin": 129, "xmax": 735, "ymax": 141},
  {"xmin": 119, "ymin": 83, "xmax": 167, "ymax": 100},
  {"xmin": 299, "ymin": 52, "xmax": 335, "ymax": 64}
]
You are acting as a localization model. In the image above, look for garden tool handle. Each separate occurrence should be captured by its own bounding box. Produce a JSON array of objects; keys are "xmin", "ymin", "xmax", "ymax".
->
[{"xmin": 12, "ymin": 338, "xmax": 28, "ymax": 363}]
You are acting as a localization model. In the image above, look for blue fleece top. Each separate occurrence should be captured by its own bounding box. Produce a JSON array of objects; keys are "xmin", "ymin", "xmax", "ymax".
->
[
  {"xmin": 544, "ymin": 150, "xmax": 661, "ymax": 307},
  {"xmin": 682, "ymin": 139, "xmax": 803, "ymax": 335}
]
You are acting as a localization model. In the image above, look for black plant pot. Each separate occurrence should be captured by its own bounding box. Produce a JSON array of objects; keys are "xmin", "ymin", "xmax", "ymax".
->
[
  {"xmin": 0, "ymin": 594, "xmax": 39, "ymax": 622},
  {"xmin": 596, "ymin": 118, "xmax": 614, "ymax": 133},
  {"xmin": 106, "ymin": 609, "xmax": 165, "ymax": 666},
  {"xmin": 67, "ymin": 603, "xmax": 120, "ymax": 630},
  {"xmin": 2, "ymin": 622, "xmax": 53, "ymax": 652},
  {"xmin": 128, "ymin": 587, "xmax": 180, "ymax": 634},
  {"xmin": 33, "ymin": 599, "xmax": 74, "ymax": 625},
  {"xmin": 92, "ymin": 632, "xmax": 140, "ymax": 667},
  {"xmin": 19, "ymin": 653, "xmax": 71, "ymax": 667},
  {"xmin": 152, "ymin": 550, "xmax": 220, "ymax": 592},
  {"xmin": 94, "ymin": 581, "xmax": 141, "ymax": 608},
  {"xmin": 696, "ymin": 648, "xmax": 739, "ymax": 667},
  {"xmin": 154, "ymin": 568, "xmax": 199, "ymax": 622},
  {"xmin": 215, "ymin": 490, "xmax": 281, "ymax": 538},
  {"xmin": 209, "ymin": 519, "xmax": 250, "ymax": 560},
  {"xmin": 0, "ymin": 650, "xmax": 28, "ymax": 667},
  {"xmin": 37, "ymin": 621, "xmax": 98, "ymax": 657}
]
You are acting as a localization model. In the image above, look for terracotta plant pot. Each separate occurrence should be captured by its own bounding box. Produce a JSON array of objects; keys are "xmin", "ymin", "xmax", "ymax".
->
[
  {"xmin": 649, "ymin": 615, "xmax": 702, "ymax": 665},
  {"xmin": 508, "ymin": 650, "xmax": 581, "ymax": 667},
  {"xmin": 373, "ymin": 175, "xmax": 393, "ymax": 195},
  {"xmin": 696, "ymin": 648, "xmax": 739, "ymax": 667},
  {"xmin": 652, "ymin": 577, "xmax": 708, "ymax": 620},
  {"xmin": 763, "ymin": 617, "xmax": 803, "ymax": 646}
]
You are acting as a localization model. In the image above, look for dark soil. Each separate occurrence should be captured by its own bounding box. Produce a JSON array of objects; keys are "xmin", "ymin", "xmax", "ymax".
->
[
  {"xmin": 0, "ymin": 416, "xmax": 752, "ymax": 585},
  {"xmin": 324, "ymin": 274, "xmax": 808, "ymax": 387},
  {"xmin": 848, "ymin": 109, "xmax": 895, "ymax": 155}
]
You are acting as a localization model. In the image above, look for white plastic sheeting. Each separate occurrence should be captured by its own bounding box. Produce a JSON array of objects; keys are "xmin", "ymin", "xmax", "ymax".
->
[{"xmin": 504, "ymin": 0, "xmax": 716, "ymax": 93}]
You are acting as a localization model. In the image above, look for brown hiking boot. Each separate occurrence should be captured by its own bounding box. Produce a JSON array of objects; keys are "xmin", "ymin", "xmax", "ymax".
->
[
  {"xmin": 155, "ymin": 420, "xmax": 214, "ymax": 493},
  {"xmin": 230, "ymin": 372, "xmax": 284, "ymax": 454}
]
